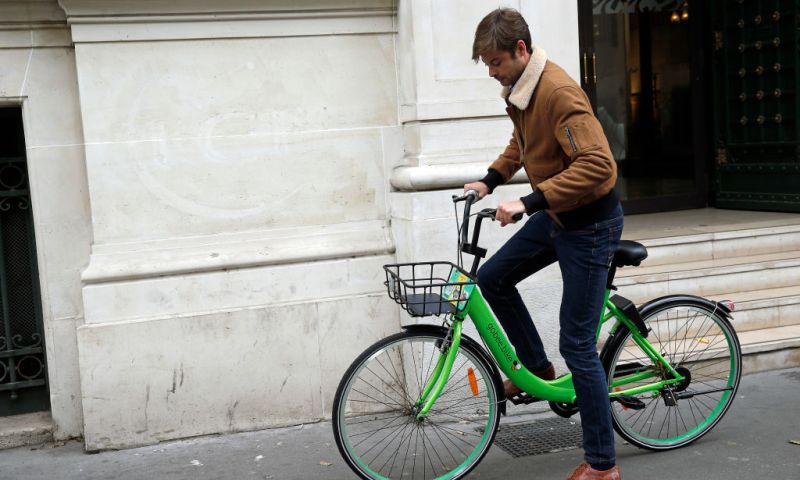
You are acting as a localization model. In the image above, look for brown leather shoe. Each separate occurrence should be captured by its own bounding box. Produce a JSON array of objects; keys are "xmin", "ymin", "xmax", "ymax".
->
[
  {"xmin": 504, "ymin": 363, "xmax": 556, "ymax": 398},
  {"xmin": 566, "ymin": 463, "xmax": 621, "ymax": 480}
]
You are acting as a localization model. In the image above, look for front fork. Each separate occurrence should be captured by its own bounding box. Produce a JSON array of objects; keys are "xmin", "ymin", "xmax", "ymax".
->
[{"xmin": 414, "ymin": 320, "xmax": 463, "ymax": 420}]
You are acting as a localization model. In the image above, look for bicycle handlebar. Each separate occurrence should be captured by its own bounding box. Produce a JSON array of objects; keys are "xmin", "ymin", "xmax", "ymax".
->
[
  {"xmin": 453, "ymin": 191, "xmax": 478, "ymax": 246},
  {"xmin": 451, "ymin": 191, "xmax": 523, "ymax": 275}
]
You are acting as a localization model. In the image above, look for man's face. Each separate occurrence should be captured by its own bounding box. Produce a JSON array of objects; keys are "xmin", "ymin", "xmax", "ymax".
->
[{"xmin": 480, "ymin": 47, "xmax": 528, "ymax": 87}]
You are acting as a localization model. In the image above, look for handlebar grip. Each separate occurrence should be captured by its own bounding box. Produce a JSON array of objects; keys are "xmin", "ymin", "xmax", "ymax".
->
[
  {"xmin": 453, "ymin": 190, "xmax": 479, "ymax": 203},
  {"xmin": 512, "ymin": 212, "xmax": 524, "ymax": 222}
]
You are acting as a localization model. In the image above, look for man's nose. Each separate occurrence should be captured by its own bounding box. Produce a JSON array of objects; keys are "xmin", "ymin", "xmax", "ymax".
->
[{"xmin": 489, "ymin": 67, "xmax": 497, "ymax": 78}]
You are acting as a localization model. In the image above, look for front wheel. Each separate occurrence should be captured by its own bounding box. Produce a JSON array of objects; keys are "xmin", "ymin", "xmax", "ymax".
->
[
  {"xmin": 332, "ymin": 330, "xmax": 501, "ymax": 480},
  {"xmin": 603, "ymin": 296, "xmax": 742, "ymax": 450}
]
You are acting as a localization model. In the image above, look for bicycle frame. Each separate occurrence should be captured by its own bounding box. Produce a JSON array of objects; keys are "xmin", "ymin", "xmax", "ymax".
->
[
  {"xmin": 414, "ymin": 287, "xmax": 687, "ymax": 419},
  {"xmin": 411, "ymin": 192, "xmax": 688, "ymax": 420}
]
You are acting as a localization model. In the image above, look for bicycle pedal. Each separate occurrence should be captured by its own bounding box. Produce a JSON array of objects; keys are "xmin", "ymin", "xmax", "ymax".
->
[
  {"xmin": 507, "ymin": 393, "xmax": 542, "ymax": 405},
  {"xmin": 613, "ymin": 394, "xmax": 646, "ymax": 410}
]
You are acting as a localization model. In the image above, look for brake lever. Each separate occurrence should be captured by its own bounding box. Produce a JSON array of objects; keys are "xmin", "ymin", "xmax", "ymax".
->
[{"xmin": 479, "ymin": 208, "xmax": 523, "ymax": 222}]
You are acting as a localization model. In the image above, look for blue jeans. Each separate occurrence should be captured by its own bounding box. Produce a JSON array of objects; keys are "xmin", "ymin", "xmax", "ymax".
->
[{"xmin": 477, "ymin": 204, "xmax": 623, "ymax": 469}]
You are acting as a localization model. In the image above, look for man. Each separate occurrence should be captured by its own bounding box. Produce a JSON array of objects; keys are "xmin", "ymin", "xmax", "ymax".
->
[{"xmin": 464, "ymin": 8, "xmax": 623, "ymax": 480}]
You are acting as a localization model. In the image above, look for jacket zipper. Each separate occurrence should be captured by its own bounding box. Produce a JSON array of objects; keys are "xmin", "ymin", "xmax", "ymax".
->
[{"xmin": 564, "ymin": 127, "xmax": 578, "ymax": 152}]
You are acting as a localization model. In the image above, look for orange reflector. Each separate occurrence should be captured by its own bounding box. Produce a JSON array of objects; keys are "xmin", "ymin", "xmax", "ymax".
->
[
  {"xmin": 614, "ymin": 387, "xmax": 629, "ymax": 411},
  {"xmin": 467, "ymin": 367, "xmax": 479, "ymax": 396}
]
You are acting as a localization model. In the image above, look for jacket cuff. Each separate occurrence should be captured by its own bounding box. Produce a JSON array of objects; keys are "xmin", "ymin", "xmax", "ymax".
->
[
  {"xmin": 520, "ymin": 190, "xmax": 549, "ymax": 215},
  {"xmin": 479, "ymin": 168, "xmax": 505, "ymax": 194}
]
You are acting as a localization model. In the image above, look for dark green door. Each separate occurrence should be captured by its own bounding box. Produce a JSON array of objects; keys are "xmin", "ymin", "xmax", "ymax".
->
[
  {"xmin": 711, "ymin": 0, "xmax": 800, "ymax": 212},
  {"xmin": 0, "ymin": 108, "xmax": 49, "ymax": 416}
]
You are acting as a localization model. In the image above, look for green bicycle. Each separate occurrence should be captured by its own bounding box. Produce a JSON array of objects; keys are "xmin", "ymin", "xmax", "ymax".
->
[{"xmin": 332, "ymin": 191, "xmax": 741, "ymax": 480}]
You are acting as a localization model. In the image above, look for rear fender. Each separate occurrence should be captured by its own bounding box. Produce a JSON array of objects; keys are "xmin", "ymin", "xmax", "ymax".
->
[{"xmin": 638, "ymin": 294, "xmax": 734, "ymax": 321}]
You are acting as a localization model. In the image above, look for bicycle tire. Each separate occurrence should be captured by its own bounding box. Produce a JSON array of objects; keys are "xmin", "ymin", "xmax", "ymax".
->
[
  {"xmin": 602, "ymin": 295, "xmax": 742, "ymax": 450},
  {"xmin": 332, "ymin": 330, "xmax": 501, "ymax": 480}
]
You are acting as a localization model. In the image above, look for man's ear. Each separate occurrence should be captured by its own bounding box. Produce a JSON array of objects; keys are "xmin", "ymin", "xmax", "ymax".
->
[{"xmin": 515, "ymin": 39, "xmax": 528, "ymax": 57}]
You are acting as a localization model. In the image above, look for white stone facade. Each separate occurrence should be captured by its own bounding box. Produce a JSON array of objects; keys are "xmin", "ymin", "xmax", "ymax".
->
[{"xmin": 0, "ymin": 0, "xmax": 579, "ymax": 449}]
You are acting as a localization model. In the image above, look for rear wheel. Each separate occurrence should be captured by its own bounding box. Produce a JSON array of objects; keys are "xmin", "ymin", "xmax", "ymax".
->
[
  {"xmin": 332, "ymin": 331, "xmax": 501, "ymax": 479},
  {"xmin": 603, "ymin": 297, "xmax": 741, "ymax": 450}
]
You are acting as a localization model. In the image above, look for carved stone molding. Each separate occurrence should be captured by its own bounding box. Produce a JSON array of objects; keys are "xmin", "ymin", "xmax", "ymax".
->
[
  {"xmin": 82, "ymin": 220, "xmax": 394, "ymax": 284},
  {"xmin": 0, "ymin": 0, "xmax": 71, "ymax": 47},
  {"xmin": 57, "ymin": 0, "xmax": 397, "ymax": 42},
  {"xmin": 1, "ymin": 0, "xmax": 66, "ymax": 25}
]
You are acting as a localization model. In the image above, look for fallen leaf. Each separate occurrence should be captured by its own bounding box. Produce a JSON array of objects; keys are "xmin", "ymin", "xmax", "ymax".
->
[
  {"xmin": 320, "ymin": 461, "xmax": 333, "ymax": 467},
  {"xmin": 255, "ymin": 455, "xmax": 264, "ymax": 461},
  {"xmin": 189, "ymin": 460, "xmax": 203, "ymax": 467},
  {"xmin": 789, "ymin": 440, "xmax": 800, "ymax": 446}
]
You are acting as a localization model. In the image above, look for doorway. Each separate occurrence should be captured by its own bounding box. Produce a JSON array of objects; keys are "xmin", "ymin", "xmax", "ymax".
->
[
  {"xmin": 0, "ymin": 107, "xmax": 49, "ymax": 416},
  {"xmin": 578, "ymin": 0, "xmax": 710, "ymax": 214}
]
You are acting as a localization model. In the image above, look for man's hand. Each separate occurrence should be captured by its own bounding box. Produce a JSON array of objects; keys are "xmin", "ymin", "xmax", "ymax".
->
[
  {"xmin": 463, "ymin": 181, "xmax": 489, "ymax": 200},
  {"xmin": 496, "ymin": 199, "xmax": 526, "ymax": 227}
]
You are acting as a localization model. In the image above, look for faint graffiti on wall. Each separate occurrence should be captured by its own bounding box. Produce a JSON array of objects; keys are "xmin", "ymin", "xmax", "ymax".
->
[{"xmin": 593, "ymin": 0, "xmax": 681, "ymax": 15}]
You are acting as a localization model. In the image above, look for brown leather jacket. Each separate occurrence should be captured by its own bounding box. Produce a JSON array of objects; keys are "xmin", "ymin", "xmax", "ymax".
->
[{"xmin": 489, "ymin": 47, "xmax": 617, "ymax": 215}]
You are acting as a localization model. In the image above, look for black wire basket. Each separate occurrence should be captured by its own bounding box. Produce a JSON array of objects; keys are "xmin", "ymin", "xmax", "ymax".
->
[{"xmin": 383, "ymin": 262, "xmax": 476, "ymax": 317}]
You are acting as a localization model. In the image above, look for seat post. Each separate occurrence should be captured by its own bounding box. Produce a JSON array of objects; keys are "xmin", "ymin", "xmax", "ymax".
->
[{"xmin": 606, "ymin": 265, "xmax": 617, "ymax": 290}]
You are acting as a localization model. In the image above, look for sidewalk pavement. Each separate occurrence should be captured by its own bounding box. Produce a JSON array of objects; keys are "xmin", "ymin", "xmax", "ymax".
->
[{"xmin": 1, "ymin": 367, "xmax": 799, "ymax": 480}]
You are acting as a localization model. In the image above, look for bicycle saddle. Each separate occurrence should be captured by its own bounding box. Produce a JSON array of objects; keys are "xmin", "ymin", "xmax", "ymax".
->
[{"xmin": 613, "ymin": 240, "xmax": 648, "ymax": 267}]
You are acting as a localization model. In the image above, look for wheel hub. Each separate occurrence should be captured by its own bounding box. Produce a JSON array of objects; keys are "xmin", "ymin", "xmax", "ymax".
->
[{"xmin": 674, "ymin": 366, "xmax": 691, "ymax": 392}]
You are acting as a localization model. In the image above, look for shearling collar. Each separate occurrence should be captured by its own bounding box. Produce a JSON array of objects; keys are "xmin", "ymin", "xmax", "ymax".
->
[{"xmin": 501, "ymin": 45, "xmax": 548, "ymax": 110}]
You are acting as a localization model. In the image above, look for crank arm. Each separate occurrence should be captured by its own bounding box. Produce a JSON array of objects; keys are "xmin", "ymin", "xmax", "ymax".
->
[{"xmin": 674, "ymin": 387, "xmax": 733, "ymax": 400}]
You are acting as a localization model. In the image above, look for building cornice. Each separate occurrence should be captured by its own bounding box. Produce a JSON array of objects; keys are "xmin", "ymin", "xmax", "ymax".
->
[
  {"xmin": 57, "ymin": 0, "xmax": 397, "ymax": 43},
  {"xmin": 0, "ymin": 0, "xmax": 71, "ymax": 47}
]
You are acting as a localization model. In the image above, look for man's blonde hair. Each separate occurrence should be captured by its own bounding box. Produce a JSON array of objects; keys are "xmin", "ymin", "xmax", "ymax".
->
[{"xmin": 472, "ymin": 8, "xmax": 532, "ymax": 62}]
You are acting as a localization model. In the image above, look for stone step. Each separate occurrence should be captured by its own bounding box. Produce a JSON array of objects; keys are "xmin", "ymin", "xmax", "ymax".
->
[
  {"xmin": 714, "ymin": 286, "xmax": 800, "ymax": 333},
  {"xmin": 631, "ymin": 224, "xmax": 800, "ymax": 268},
  {"xmin": 0, "ymin": 412, "xmax": 53, "ymax": 450},
  {"xmin": 615, "ymin": 250, "xmax": 800, "ymax": 300},
  {"xmin": 740, "ymin": 325, "xmax": 800, "ymax": 374},
  {"xmin": 618, "ymin": 212, "xmax": 800, "ymax": 375}
]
